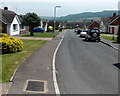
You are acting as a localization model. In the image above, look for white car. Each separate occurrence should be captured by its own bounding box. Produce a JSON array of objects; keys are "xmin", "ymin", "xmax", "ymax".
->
[{"xmin": 79, "ymin": 31, "xmax": 87, "ymax": 38}]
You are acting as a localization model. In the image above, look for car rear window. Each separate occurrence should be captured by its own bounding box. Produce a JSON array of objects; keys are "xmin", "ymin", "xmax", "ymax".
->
[{"xmin": 90, "ymin": 30, "xmax": 99, "ymax": 32}]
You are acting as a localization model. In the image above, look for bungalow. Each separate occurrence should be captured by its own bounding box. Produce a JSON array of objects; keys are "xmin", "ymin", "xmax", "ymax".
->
[
  {"xmin": 100, "ymin": 17, "xmax": 111, "ymax": 33},
  {"xmin": 18, "ymin": 15, "xmax": 29, "ymax": 34},
  {"xmin": 40, "ymin": 19, "xmax": 48, "ymax": 32},
  {"xmin": 88, "ymin": 21, "xmax": 99, "ymax": 29},
  {"xmin": 0, "ymin": 7, "xmax": 21, "ymax": 36},
  {"xmin": 100, "ymin": 13, "xmax": 118, "ymax": 33},
  {"xmin": 108, "ymin": 16, "xmax": 120, "ymax": 35}
]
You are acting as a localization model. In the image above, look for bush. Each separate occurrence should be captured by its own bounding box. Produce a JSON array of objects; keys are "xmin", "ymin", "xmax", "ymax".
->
[{"xmin": 0, "ymin": 33, "xmax": 23, "ymax": 54}]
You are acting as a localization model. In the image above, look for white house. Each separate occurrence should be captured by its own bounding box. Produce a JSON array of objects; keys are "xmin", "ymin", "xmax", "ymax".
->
[
  {"xmin": 99, "ymin": 17, "xmax": 111, "ymax": 33},
  {"xmin": 0, "ymin": 8, "xmax": 21, "ymax": 36},
  {"xmin": 40, "ymin": 19, "xmax": 48, "ymax": 32}
]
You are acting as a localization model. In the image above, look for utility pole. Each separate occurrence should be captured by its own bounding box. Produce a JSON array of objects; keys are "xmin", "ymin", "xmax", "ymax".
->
[{"xmin": 53, "ymin": 6, "xmax": 61, "ymax": 36}]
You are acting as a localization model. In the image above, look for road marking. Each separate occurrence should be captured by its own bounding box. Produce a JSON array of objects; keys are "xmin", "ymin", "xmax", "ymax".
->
[{"xmin": 52, "ymin": 31, "xmax": 66, "ymax": 96}]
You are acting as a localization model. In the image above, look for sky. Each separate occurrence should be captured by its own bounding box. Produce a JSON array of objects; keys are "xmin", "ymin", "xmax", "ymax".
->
[{"xmin": 0, "ymin": 0, "xmax": 120, "ymax": 17}]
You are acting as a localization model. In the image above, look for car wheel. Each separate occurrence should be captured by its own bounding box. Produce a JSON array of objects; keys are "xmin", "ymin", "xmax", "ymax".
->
[
  {"xmin": 98, "ymin": 39, "xmax": 101, "ymax": 42},
  {"xmin": 85, "ymin": 38, "xmax": 88, "ymax": 41}
]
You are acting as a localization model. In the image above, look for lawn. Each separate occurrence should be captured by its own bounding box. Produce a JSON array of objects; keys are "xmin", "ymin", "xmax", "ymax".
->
[
  {"xmin": 21, "ymin": 32, "xmax": 60, "ymax": 38},
  {"xmin": 101, "ymin": 35, "xmax": 117, "ymax": 41},
  {"xmin": 1, "ymin": 40, "xmax": 47, "ymax": 83}
]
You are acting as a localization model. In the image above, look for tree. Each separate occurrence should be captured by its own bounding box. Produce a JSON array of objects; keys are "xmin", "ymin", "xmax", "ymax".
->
[{"xmin": 22, "ymin": 13, "xmax": 41, "ymax": 36}]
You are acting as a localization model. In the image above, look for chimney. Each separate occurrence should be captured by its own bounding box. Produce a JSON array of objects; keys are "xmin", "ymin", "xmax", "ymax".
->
[
  {"xmin": 113, "ymin": 12, "xmax": 116, "ymax": 17},
  {"xmin": 4, "ymin": 6, "xmax": 8, "ymax": 10}
]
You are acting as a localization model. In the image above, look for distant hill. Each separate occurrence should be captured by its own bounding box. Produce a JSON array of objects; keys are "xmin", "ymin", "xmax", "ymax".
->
[{"xmin": 41, "ymin": 10, "xmax": 118, "ymax": 22}]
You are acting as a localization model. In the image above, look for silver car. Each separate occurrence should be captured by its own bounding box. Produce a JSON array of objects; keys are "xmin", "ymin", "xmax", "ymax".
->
[{"xmin": 79, "ymin": 30, "xmax": 88, "ymax": 38}]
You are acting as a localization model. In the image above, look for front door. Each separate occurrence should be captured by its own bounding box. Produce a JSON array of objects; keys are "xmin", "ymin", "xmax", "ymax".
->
[{"xmin": 112, "ymin": 27, "xmax": 114, "ymax": 34}]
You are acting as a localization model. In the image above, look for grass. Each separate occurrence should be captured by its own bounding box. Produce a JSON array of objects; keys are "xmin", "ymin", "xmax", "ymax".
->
[
  {"xmin": 21, "ymin": 31, "xmax": 60, "ymax": 38},
  {"xmin": 1, "ymin": 40, "xmax": 47, "ymax": 83},
  {"xmin": 101, "ymin": 35, "xmax": 117, "ymax": 41}
]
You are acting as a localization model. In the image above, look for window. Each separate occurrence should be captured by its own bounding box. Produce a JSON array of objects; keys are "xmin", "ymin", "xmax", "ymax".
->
[{"xmin": 13, "ymin": 24, "xmax": 18, "ymax": 31}]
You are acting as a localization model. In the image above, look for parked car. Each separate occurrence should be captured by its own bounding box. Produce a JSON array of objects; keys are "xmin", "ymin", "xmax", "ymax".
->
[
  {"xmin": 74, "ymin": 29, "xmax": 78, "ymax": 33},
  {"xmin": 85, "ymin": 29, "xmax": 101, "ymax": 42},
  {"xmin": 79, "ymin": 30, "xmax": 88, "ymax": 38},
  {"xmin": 76, "ymin": 29, "xmax": 83, "ymax": 34},
  {"xmin": 33, "ymin": 28, "xmax": 44, "ymax": 33}
]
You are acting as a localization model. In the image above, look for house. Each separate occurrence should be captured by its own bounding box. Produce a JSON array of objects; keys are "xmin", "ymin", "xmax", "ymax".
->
[
  {"xmin": 40, "ymin": 19, "xmax": 48, "ymax": 32},
  {"xmin": 63, "ymin": 22, "xmax": 91, "ymax": 29},
  {"xmin": 18, "ymin": 15, "xmax": 29, "ymax": 34},
  {"xmin": 100, "ymin": 17, "xmax": 112, "ymax": 33},
  {"xmin": 108, "ymin": 16, "xmax": 120, "ymax": 35},
  {"xmin": 0, "ymin": 7, "xmax": 21, "ymax": 36},
  {"xmin": 100, "ymin": 13, "xmax": 118, "ymax": 33},
  {"xmin": 88, "ymin": 21, "xmax": 99, "ymax": 29}
]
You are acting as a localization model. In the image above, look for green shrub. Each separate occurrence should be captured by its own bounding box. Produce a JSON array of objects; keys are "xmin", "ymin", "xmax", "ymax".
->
[{"xmin": 0, "ymin": 33, "xmax": 23, "ymax": 54}]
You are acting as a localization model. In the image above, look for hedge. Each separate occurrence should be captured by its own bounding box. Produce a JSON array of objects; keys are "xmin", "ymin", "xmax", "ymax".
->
[{"xmin": 0, "ymin": 33, "xmax": 23, "ymax": 54}]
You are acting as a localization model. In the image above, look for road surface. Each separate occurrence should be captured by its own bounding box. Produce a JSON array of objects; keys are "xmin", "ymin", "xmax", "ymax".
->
[{"xmin": 56, "ymin": 29, "xmax": 118, "ymax": 94}]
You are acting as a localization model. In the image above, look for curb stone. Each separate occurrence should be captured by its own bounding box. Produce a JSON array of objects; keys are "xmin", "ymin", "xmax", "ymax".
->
[{"xmin": 101, "ymin": 40, "xmax": 119, "ymax": 50}]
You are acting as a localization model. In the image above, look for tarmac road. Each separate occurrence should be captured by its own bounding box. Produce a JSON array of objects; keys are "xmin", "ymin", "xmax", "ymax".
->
[{"xmin": 56, "ymin": 29, "xmax": 119, "ymax": 94}]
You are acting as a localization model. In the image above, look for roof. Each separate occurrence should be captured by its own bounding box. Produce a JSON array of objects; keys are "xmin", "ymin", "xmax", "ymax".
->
[
  {"xmin": 101, "ymin": 15, "xmax": 118, "ymax": 26},
  {"xmin": 101, "ymin": 17, "xmax": 111, "ymax": 26},
  {"xmin": 0, "ymin": 9, "xmax": 17, "ymax": 24},
  {"xmin": 109, "ymin": 16, "xmax": 120, "ymax": 25},
  {"xmin": 88, "ymin": 21, "xmax": 99, "ymax": 29}
]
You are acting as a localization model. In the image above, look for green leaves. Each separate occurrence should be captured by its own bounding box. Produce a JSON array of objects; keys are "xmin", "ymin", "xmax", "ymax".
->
[
  {"xmin": 22, "ymin": 12, "xmax": 41, "ymax": 28},
  {"xmin": 22, "ymin": 12, "xmax": 41, "ymax": 36}
]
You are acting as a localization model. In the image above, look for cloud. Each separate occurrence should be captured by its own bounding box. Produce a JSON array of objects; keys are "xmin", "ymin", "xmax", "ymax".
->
[
  {"xmin": 1, "ymin": 0, "xmax": 54, "ymax": 2},
  {"xmin": 1, "ymin": 0, "xmax": 119, "ymax": 3}
]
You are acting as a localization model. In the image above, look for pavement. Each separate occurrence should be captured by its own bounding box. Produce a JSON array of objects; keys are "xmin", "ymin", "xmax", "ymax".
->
[
  {"xmin": 56, "ymin": 29, "xmax": 118, "ymax": 94},
  {"xmin": 14, "ymin": 36, "xmax": 52, "ymax": 41},
  {"xmin": 101, "ymin": 38, "xmax": 119, "ymax": 50},
  {"xmin": 1, "ymin": 31, "xmax": 65, "ymax": 95}
]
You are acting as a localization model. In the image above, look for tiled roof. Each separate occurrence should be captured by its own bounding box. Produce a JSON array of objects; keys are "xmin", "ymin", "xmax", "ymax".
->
[
  {"xmin": 109, "ymin": 16, "xmax": 120, "ymax": 25},
  {"xmin": 0, "ymin": 9, "xmax": 17, "ymax": 23},
  {"xmin": 101, "ymin": 16, "xmax": 118, "ymax": 26}
]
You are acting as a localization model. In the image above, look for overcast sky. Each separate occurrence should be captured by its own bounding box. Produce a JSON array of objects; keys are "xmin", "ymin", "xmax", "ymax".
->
[{"xmin": 0, "ymin": 0, "xmax": 120, "ymax": 17}]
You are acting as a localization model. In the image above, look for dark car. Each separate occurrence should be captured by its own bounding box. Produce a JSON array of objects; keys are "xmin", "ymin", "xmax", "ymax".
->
[
  {"xmin": 85, "ymin": 29, "xmax": 101, "ymax": 42},
  {"xmin": 76, "ymin": 29, "xmax": 83, "ymax": 34},
  {"xmin": 33, "ymin": 28, "xmax": 44, "ymax": 33}
]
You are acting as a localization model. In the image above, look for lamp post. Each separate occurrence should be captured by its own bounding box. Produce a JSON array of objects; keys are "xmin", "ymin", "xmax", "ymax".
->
[{"xmin": 54, "ymin": 6, "xmax": 61, "ymax": 35}]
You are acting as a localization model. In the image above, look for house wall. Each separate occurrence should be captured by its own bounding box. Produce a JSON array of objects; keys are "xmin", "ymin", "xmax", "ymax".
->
[
  {"xmin": 100, "ymin": 21, "xmax": 106, "ymax": 32},
  {"xmin": 10, "ymin": 16, "xmax": 20, "ymax": 36},
  {"xmin": 7, "ymin": 24, "xmax": 10, "ymax": 35},
  {"xmin": 44, "ymin": 23, "xmax": 48, "ymax": 31},
  {"xmin": 2, "ymin": 22, "xmax": 7, "ymax": 33},
  {"xmin": 20, "ymin": 26, "xmax": 29, "ymax": 34},
  {"xmin": 108, "ymin": 25, "xmax": 119, "ymax": 35}
]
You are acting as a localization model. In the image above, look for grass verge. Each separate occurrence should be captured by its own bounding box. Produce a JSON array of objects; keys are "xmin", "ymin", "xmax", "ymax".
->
[
  {"xmin": 101, "ymin": 36, "xmax": 117, "ymax": 41},
  {"xmin": 21, "ymin": 32, "xmax": 60, "ymax": 38},
  {"xmin": 1, "ymin": 40, "xmax": 47, "ymax": 83}
]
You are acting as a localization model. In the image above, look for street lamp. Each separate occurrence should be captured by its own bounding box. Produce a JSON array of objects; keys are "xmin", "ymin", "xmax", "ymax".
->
[{"xmin": 54, "ymin": 6, "xmax": 61, "ymax": 34}]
